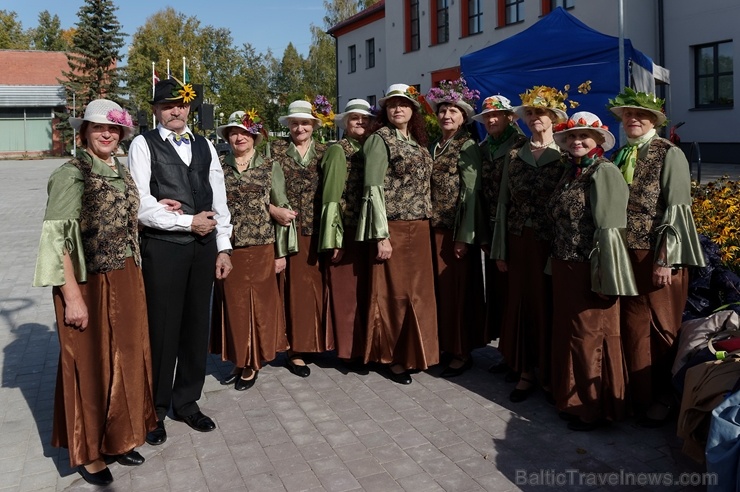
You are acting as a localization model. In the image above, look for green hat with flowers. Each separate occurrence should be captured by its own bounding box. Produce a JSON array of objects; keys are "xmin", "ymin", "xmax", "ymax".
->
[{"xmin": 607, "ymin": 87, "xmax": 667, "ymax": 127}]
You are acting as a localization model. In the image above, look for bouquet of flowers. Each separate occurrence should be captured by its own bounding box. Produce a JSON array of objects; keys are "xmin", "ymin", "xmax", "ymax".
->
[{"xmin": 311, "ymin": 95, "xmax": 335, "ymax": 128}]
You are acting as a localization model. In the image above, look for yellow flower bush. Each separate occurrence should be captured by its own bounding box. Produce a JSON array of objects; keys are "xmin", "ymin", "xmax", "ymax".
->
[{"xmin": 692, "ymin": 177, "xmax": 740, "ymax": 272}]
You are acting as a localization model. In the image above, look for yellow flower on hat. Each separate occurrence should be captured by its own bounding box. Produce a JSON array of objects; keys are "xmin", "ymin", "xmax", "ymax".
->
[{"xmin": 178, "ymin": 83, "xmax": 197, "ymax": 104}]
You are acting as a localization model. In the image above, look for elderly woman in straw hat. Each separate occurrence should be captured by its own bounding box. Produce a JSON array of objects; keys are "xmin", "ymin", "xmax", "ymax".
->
[
  {"xmin": 210, "ymin": 110, "xmax": 290, "ymax": 391},
  {"xmin": 270, "ymin": 100, "xmax": 329, "ymax": 377},
  {"xmin": 425, "ymin": 78, "xmax": 486, "ymax": 378},
  {"xmin": 33, "ymin": 99, "xmax": 156, "ymax": 486},
  {"xmin": 356, "ymin": 83, "xmax": 439, "ymax": 384},
  {"xmin": 473, "ymin": 95, "xmax": 526, "ymax": 376},
  {"xmin": 607, "ymin": 88, "xmax": 705, "ymax": 427},
  {"xmin": 490, "ymin": 85, "xmax": 569, "ymax": 403},
  {"xmin": 548, "ymin": 111, "xmax": 637, "ymax": 431},
  {"xmin": 319, "ymin": 99, "xmax": 374, "ymax": 367}
]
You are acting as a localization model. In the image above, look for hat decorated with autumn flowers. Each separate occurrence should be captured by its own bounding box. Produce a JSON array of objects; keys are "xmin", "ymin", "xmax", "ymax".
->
[
  {"xmin": 607, "ymin": 87, "xmax": 667, "ymax": 127},
  {"xmin": 217, "ymin": 109, "xmax": 266, "ymax": 145},
  {"xmin": 278, "ymin": 100, "xmax": 323, "ymax": 127},
  {"xmin": 69, "ymin": 98, "xmax": 135, "ymax": 140},
  {"xmin": 378, "ymin": 84, "xmax": 421, "ymax": 109},
  {"xmin": 150, "ymin": 77, "xmax": 201, "ymax": 107},
  {"xmin": 426, "ymin": 78, "xmax": 480, "ymax": 120},
  {"xmin": 514, "ymin": 85, "xmax": 570, "ymax": 122},
  {"xmin": 472, "ymin": 95, "xmax": 518, "ymax": 123},
  {"xmin": 553, "ymin": 111, "xmax": 616, "ymax": 152}
]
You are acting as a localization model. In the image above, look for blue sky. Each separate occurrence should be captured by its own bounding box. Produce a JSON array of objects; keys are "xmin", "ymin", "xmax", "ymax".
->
[{"xmin": 9, "ymin": 0, "xmax": 327, "ymax": 59}]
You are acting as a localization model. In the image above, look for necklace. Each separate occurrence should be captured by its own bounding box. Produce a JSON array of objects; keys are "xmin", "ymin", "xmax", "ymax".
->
[
  {"xmin": 529, "ymin": 139, "xmax": 553, "ymax": 150},
  {"xmin": 235, "ymin": 150, "xmax": 254, "ymax": 167}
]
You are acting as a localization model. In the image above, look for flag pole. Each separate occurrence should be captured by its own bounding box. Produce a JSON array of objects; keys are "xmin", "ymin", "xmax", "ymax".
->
[
  {"xmin": 167, "ymin": 59, "xmax": 170, "ymax": 78},
  {"xmin": 183, "ymin": 56, "xmax": 186, "ymax": 81}
]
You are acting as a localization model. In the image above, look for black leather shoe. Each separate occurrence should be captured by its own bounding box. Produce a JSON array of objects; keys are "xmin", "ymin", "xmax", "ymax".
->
[
  {"xmin": 440, "ymin": 358, "xmax": 473, "ymax": 378},
  {"xmin": 220, "ymin": 372, "xmax": 239, "ymax": 385},
  {"xmin": 388, "ymin": 368, "xmax": 412, "ymax": 385},
  {"xmin": 78, "ymin": 465, "xmax": 113, "ymax": 486},
  {"xmin": 116, "ymin": 450, "xmax": 145, "ymax": 466},
  {"xmin": 286, "ymin": 358, "xmax": 310, "ymax": 378},
  {"xmin": 175, "ymin": 411, "xmax": 216, "ymax": 432},
  {"xmin": 509, "ymin": 377, "xmax": 536, "ymax": 403},
  {"xmin": 235, "ymin": 370, "xmax": 258, "ymax": 391},
  {"xmin": 145, "ymin": 420, "xmax": 167, "ymax": 446}
]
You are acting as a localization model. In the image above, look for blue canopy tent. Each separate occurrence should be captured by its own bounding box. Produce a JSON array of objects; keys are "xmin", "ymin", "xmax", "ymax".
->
[{"xmin": 460, "ymin": 8, "xmax": 667, "ymax": 144}]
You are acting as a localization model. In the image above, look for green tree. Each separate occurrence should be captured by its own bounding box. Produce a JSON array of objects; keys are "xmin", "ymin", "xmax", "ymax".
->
[
  {"xmin": 322, "ymin": 0, "xmax": 380, "ymax": 28},
  {"xmin": 57, "ymin": 0, "xmax": 125, "ymax": 152},
  {"xmin": 30, "ymin": 10, "xmax": 68, "ymax": 51},
  {"xmin": 0, "ymin": 10, "xmax": 31, "ymax": 49},
  {"xmin": 217, "ymin": 43, "xmax": 272, "ymax": 123},
  {"xmin": 272, "ymin": 43, "xmax": 308, "ymax": 107},
  {"xmin": 305, "ymin": 26, "xmax": 336, "ymax": 103}
]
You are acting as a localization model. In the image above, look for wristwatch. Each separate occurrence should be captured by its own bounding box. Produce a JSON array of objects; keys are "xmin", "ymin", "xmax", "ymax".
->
[
  {"xmin": 219, "ymin": 249, "xmax": 233, "ymax": 256},
  {"xmin": 655, "ymin": 258, "xmax": 670, "ymax": 268}
]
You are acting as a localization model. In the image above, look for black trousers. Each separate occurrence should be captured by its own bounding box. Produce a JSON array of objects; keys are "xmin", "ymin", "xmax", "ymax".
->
[{"xmin": 141, "ymin": 235, "xmax": 217, "ymax": 421}]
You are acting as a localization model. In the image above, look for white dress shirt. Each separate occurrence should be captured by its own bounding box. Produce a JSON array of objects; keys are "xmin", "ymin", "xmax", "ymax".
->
[{"xmin": 128, "ymin": 124, "xmax": 233, "ymax": 252}]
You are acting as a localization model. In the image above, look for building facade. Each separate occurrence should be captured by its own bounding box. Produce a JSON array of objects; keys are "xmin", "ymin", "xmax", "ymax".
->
[{"xmin": 329, "ymin": 0, "xmax": 737, "ymax": 158}]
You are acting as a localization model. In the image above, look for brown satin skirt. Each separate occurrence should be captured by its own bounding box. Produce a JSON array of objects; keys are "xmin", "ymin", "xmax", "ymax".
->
[
  {"xmin": 51, "ymin": 257, "xmax": 156, "ymax": 468},
  {"xmin": 325, "ymin": 229, "xmax": 368, "ymax": 360},
  {"xmin": 484, "ymin": 257, "xmax": 507, "ymax": 341},
  {"xmin": 551, "ymin": 259, "xmax": 627, "ymax": 423},
  {"xmin": 211, "ymin": 244, "xmax": 288, "ymax": 370},
  {"xmin": 498, "ymin": 227, "xmax": 553, "ymax": 384},
  {"xmin": 365, "ymin": 220, "xmax": 439, "ymax": 370},
  {"xmin": 431, "ymin": 228, "xmax": 487, "ymax": 358},
  {"xmin": 621, "ymin": 249, "xmax": 688, "ymax": 415},
  {"xmin": 281, "ymin": 234, "xmax": 332, "ymax": 353}
]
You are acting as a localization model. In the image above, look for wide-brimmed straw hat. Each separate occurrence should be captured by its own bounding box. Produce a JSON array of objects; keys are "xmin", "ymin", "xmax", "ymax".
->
[
  {"xmin": 607, "ymin": 87, "xmax": 667, "ymax": 127},
  {"xmin": 472, "ymin": 95, "xmax": 518, "ymax": 123},
  {"xmin": 553, "ymin": 111, "xmax": 616, "ymax": 152},
  {"xmin": 334, "ymin": 99, "xmax": 374, "ymax": 129},
  {"xmin": 378, "ymin": 84, "xmax": 421, "ymax": 109},
  {"xmin": 69, "ymin": 99, "xmax": 135, "ymax": 140},
  {"xmin": 217, "ymin": 110, "xmax": 264, "ymax": 146},
  {"xmin": 278, "ymin": 100, "xmax": 322, "ymax": 127},
  {"xmin": 514, "ymin": 85, "xmax": 569, "ymax": 123}
]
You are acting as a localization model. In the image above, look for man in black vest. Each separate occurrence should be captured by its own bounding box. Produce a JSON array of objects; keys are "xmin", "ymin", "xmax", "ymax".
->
[{"xmin": 129, "ymin": 78, "xmax": 233, "ymax": 445}]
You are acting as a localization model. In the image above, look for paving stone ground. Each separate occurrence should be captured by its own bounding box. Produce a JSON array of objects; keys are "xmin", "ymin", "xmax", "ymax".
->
[{"xmin": 2, "ymin": 158, "xmax": 736, "ymax": 492}]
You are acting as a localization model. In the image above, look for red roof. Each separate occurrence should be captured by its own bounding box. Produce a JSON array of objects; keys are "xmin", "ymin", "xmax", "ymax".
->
[
  {"xmin": 0, "ymin": 50, "xmax": 69, "ymax": 85},
  {"xmin": 328, "ymin": 0, "xmax": 385, "ymax": 37}
]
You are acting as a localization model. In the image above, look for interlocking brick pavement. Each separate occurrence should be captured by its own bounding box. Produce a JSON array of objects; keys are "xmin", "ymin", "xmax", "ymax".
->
[{"xmin": 1, "ymin": 157, "xmax": 734, "ymax": 491}]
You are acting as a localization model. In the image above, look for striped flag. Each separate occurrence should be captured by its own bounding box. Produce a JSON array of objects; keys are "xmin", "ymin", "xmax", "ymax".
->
[{"xmin": 153, "ymin": 70, "xmax": 160, "ymax": 86}]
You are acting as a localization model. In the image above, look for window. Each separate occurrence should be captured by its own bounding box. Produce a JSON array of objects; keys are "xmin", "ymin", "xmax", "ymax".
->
[
  {"xmin": 550, "ymin": 0, "xmax": 574, "ymax": 10},
  {"xmin": 468, "ymin": 0, "xmax": 482, "ymax": 35},
  {"xmin": 348, "ymin": 45, "xmax": 356, "ymax": 74},
  {"xmin": 695, "ymin": 40, "xmax": 734, "ymax": 108},
  {"xmin": 406, "ymin": 0, "xmax": 420, "ymax": 52},
  {"xmin": 367, "ymin": 95, "xmax": 376, "ymax": 108},
  {"xmin": 433, "ymin": 0, "xmax": 449, "ymax": 45},
  {"xmin": 499, "ymin": 0, "xmax": 524, "ymax": 26},
  {"xmin": 366, "ymin": 38, "xmax": 375, "ymax": 69}
]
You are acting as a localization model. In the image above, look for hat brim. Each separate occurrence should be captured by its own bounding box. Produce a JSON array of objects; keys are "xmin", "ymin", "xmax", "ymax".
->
[
  {"xmin": 334, "ymin": 109, "xmax": 375, "ymax": 129},
  {"xmin": 429, "ymin": 100, "xmax": 475, "ymax": 120},
  {"xmin": 609, "ymin": 105, "xmax": 667, "ymax": 127},
  {"xmin": 553, "ymin": 127, "xmax": 616, "ymax": 152},
  {"xmin": 378, "ymin": 94, "xmax": 420, "ymax": 109},
  {"xmin": 472, "ymin": 108, "xmax": 518, "ymax": 124},
  {"xmin": 217, "ymin": 123, "xmax": 263, "ymax": 146},
  {"xmin": 514, "ymin": 105, "xmax": 568, "ymax": 123},
  {"xmin": 69, "ymin": 116, "xmax": 135, "ymax": 140},
  {"xmin": 278, "ymin": 113, "xmax": 322, "ymax": 128}
]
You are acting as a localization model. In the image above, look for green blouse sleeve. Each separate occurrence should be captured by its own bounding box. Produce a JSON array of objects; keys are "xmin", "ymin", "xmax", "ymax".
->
[
  {"xmin": 454, "ymin": 139, "xmax": 481, "ymax": 244},
  {"xmin": 490, "ymin": 155, "xmax": 511, "ymax": 260},
  {"xmin": 270, "ymin": 161, "xmax": 298, "ymax": 257},
  {"xmin": 318, "ymin": 143, "xmax": 348, "ymax": 251},
  {"xmin": 33, "ymin": 163, "xmax": 87, "ymax": 286},
  {"xmin": 356, "ymin": 133, "xmax": 390, "ymax": 241},
  {"xmin": 657, "ymin": 146, "xmax": 706, "ymax": 267},
  {"xmin": 589, "ymin": 162, "xmax": 637, "ymax": 296}
]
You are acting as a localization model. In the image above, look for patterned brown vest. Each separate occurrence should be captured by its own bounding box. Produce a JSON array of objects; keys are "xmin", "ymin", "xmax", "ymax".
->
[
  {"xmin": 71, "ymin": 157, "xmax": 140, "ymax": 274},
  {"xmin": 221, "ymin": 155, "xmax": 274, "ymax": 247},
  {"xmin": 506, "ymin": 143, "xmax": 567, "ymax": 241},
  {"xmin": 549, "ymin": 159, "xmax": 608, "ymax": 262},
  {"xmin": 376, "ymin": 126, "xmax": 433, "ymax": 221},
  {"xmin": 337, "ymin": 138, "xmax": 365, "ymax": 229},
  {"xmin": 624, "ymin": 137, "xmax": 671, "ymax": 249},
  {"xmin": 430, "ymin": 132, "xmax": 469, "ymax": 230},
  {"xmin": 480, "ymin": 133, "xmax": 527, "ymax": 222},
  {"xmin": 272, "ymin": 138, "xmax": 326, "ymax": 236}
]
